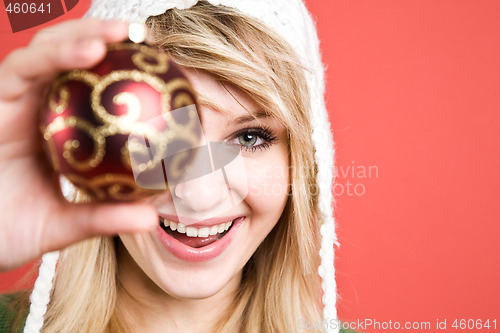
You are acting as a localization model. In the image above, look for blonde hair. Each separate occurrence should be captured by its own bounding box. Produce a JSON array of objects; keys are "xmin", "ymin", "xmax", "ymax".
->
[{"xmin": 35, "ymin": 1, "xmax": 323, "ymax": 332}]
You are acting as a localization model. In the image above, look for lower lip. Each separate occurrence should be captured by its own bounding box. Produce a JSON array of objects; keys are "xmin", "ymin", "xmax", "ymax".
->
[{"xmin": 156, "ymin": 217, "xmax": 245, "ymax": 262}]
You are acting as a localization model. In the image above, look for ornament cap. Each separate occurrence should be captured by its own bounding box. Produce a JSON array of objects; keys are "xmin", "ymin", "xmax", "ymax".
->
[{"xmin": 128, "ymin": 23, "xmax": 147, "ymax": 43}]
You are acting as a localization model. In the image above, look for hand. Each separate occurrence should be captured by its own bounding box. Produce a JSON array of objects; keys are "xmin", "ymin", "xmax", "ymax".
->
[{"xmin": 0, "ymin": 19, "xmax": 158, "ymax": 272}]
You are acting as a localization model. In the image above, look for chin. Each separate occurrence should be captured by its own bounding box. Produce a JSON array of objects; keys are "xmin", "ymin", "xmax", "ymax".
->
[{"xmin": 155, "ymin": 264, "xmax": 240, "ymax": 300}]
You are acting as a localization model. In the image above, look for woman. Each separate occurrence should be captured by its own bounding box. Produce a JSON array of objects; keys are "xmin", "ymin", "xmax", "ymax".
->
[{"xmin": 0, "ymin": 0, "xmax": 339, "ymax": 332}]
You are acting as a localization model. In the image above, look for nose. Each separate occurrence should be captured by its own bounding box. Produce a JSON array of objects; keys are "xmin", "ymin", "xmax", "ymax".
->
[
  {"xmin": 172, "ymin": 144, "xmax": 231, "ymax": 214},
  {"xmin": 173, "ymin": 168, "xmax": 229, "ymax": 213}
]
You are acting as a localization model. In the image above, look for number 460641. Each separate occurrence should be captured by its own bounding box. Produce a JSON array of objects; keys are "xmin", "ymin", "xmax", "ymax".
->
[
  {"xmin": 452, "ymin": 319, "xmax": 497, "ymax": 330},
  {"xmin": 6, "ymin": 3, "xmax": 51, "ymax": 14}
]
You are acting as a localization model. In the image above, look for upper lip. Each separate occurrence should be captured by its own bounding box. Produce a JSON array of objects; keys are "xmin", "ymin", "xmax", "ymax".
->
[{"xmin": 159, "ymin": 214, "xmax": 243, "ymax": 227}]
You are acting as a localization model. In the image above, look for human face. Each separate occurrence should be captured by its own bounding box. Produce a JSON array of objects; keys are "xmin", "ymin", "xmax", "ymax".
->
[{"xmin": 118, "ymin": 68, "xmax": 290, "ymax": 301}]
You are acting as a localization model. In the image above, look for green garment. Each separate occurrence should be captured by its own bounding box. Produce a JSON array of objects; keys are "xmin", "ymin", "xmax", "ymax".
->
[
  {"xmin": 0, "ymin": 293, "xmax": 26, "ymax": 333},
  {"xmin": 0, "ymin": 293, "xmax": 357, "ymax": 333}
]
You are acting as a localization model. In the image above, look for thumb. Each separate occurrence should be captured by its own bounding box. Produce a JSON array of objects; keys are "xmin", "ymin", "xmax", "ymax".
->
[{"xmin": 41, "ymin": 202, "xmax": 158, "ymax": 253}]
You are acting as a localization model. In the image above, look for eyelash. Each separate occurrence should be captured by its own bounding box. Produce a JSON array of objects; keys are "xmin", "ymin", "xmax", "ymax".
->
[{"xmin": 228, "ymin": 125, "xmax": 278, "ymax": 153}]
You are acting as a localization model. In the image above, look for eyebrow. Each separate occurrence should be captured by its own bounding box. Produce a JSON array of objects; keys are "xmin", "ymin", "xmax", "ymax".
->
[
  {"xmin": 229, "ymin": 110, "xmax": 270, "ymax": 125},
  {"xmin": 197, "ymin": 96, "xmax": 270, "ymax": 125}
]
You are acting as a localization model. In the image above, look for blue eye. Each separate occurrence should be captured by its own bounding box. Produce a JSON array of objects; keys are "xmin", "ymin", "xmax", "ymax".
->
[{"xmin": 229, "ymin": 126, "xmax": 278, "ymax": 153}]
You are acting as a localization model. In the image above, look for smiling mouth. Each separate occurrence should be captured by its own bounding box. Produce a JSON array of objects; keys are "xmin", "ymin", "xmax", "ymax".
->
[{"xmin": 159, "ymin": 217, "xmax": 234, "ymax": 248}]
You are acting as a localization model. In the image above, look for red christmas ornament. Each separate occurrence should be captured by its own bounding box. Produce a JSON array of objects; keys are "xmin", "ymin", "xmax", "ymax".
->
[{"xmin": 40, "ymin": 41, "xmax": 202, "ymax": 201}]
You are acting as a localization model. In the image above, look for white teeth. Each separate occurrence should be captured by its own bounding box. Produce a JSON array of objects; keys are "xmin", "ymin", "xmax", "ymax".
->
[
  {"xmin": 177, "ymin": 223, "xmax": 186, "ymax": 234},
  {"xmin": 160, "ymin": 217, "xmax": 235, "ymax": 238},
  {"xmin": 198, "ymin": 227, "xmax": 210, "ymax": 238},
  {"xmin": 169, "ymin": 221, "xmax": 177, "ymax": 231},
  {"xmin": 209, "ymin": 225, "xmax": 219, "ymax": 236},
  {"xmin": 186, "ymin": 227, "xmax": 198, "ymax": 237}
]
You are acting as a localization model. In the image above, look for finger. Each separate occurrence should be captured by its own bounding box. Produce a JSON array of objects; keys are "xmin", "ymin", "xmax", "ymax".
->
[
  {"xmin": 0, "ymin": 37, "xmax": 106, "ymax": 99},
  {"xmin": 41, "ymin": 202, "xmax": 158, "ymax": 254},
  {"xmin": 30, "ymin": 19, "xmax": 129, "ymax": 47},
  {"xmin": 0, "ymin": 20, "xmax": 129, "ymax": 100}
]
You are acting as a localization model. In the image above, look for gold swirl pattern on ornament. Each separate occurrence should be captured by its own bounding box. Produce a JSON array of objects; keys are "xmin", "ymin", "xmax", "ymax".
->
[
  {"xmin": 90, "ymin": 70, "xmax": 169, "ymax": 171},
  {"xmin": 127, "ymin": 133, "xmax": 170, "ymax": 173},
  {"xmin": 48, "ymin": 85, "xmax": 68, "ymax": 114},
  {"xmin": 106, "ymin": 42, "xmax": 169, "ymax": 74},
  {"xmin": 167, "ymin": 150, "xmax": 190, "ymax": 180},
  {"xmin": 41, "ymin": 132, "xmax": 61, "ymax": 171},
  {"xmin": 172, "ymin": 92, "xmax": 194, "ymax": 110},
  {"xmin": 120, "ymin": 142, "xmax": 132, "ymax": 171},
  {"xmin": 67, "ymin": 70, "xmax": 100, "ymax": 85},
  {"xmin": 48, "ymin": 71, "xmax": 100, "ymax": 114},
  {"xmin": 43, "ymin": 116, "xmax": 106, "ymax": 171},
  {"xmin": 91, "ymin": 70, "xmax": 169, "ymax": 134},
  {"xmin": 126, "ymin": 101, "xmax": 199, "ymax": 174},
  {"xmin": 90, "ymin": 70, "xmax": 199, "ymax": 174},
  {"xmin": 127, "ymin": 137, "xmax": 154, "ymax": 173},
  {"xmin": 161, "ymin": 79, "xmax": 198, "ymax": 130},
  {"xmin": 107, "ymin": 42, "xmax": 148, "ymax": 53},
  {"xmin": 43, "ymin": 48, "xmax": 201, "ymax": 198},
  {"xmin": 132, "ymin": 48, "xmax": 169, "ymax": 74},
  {"xmin": 65, "ymin": 173, "xmax": 158, "ymax": 201}
]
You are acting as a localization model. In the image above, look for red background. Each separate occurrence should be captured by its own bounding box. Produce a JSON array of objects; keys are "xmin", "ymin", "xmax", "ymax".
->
[{"xmin": 1, "ymin": 1, "xmax": 499, "ymax": 332}]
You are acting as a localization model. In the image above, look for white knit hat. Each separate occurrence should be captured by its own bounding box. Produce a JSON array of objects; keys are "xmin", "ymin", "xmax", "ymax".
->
[{"xmin": 24, "ymin": 1, "xmax": 338, "ymax": 332}]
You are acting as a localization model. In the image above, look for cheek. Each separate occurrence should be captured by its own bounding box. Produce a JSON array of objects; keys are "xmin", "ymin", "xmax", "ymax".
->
[{"xmin": 244, "ymin": 152, "xmax": 289, "ymax": 216}]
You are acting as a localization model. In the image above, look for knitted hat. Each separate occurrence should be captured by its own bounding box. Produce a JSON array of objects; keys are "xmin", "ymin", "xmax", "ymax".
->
[{"xmin": 24, "ymin": 1, "xmax": 338, "ymax": 332}]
